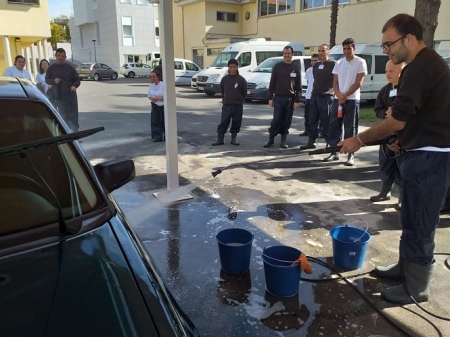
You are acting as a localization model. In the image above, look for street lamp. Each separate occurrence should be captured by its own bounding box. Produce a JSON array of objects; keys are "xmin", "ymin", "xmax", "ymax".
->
[{"xmin": 92, "ymin": 39, "xmax": 97, "ymax": 62}]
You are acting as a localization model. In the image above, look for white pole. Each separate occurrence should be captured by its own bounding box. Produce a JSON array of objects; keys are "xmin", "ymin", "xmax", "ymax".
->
[
  {"xmin": 159, "ymin": 0, "xmax": 179, "ymax": 193},
  {"xmin": 3, "ymin": 36, "xmax": 12, "ymax": 66}
]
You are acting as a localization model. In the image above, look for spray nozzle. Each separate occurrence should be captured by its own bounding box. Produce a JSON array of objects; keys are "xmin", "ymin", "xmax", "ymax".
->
[{"xmin": 211, "ymin": 169, "xmax": 222, "ymax": 177}]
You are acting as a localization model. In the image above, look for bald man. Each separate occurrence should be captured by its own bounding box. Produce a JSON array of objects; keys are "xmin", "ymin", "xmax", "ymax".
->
[{"xmin": 370, "ymin": 60, "xmax": 404, "ymax": 205}]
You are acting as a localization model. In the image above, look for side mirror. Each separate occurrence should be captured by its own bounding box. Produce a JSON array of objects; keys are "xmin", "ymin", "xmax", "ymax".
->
[{"xmin": 94, "ymin": 157, "xmax": 135, "ymax": 193}]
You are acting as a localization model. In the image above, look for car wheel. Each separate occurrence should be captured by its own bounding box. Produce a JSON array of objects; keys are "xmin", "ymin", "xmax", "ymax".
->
[
  {"xmin": 93, "ymin": 73, "xmax": 100, "ymax": 81},
  {"xmin": 124, "ymin": 74, "xmax": 128, "ymax": 78},
  {"xmin": 205, "ymin": 92, "xmax": 215, "ymax": 97},
  {"xmin": 128, "ymin": 72, "xmax": 135, "ymax": 78},
  {"xmin": 111, "ymin": 72, "xmax": 118, "ymax": 80},
  {"xmin": 244, "ymin": 98, "xmax": 252, "ymax": 102}
]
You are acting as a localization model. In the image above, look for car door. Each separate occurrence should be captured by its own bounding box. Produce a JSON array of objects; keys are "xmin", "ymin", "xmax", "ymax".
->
[
  {"xmin": 141, "ymin": 64, "xmax": 151, "ymax": 77},
  {"xmin": 181, "ymin": 61, "xmax": 200, "ymax": 86},
  {"xmin": 174, "ymin": 60, "xmax": 186, "ymax": 85},
  {"xmin": 100, "ymin": 64, "xmax": 112, "ymax": 79}
]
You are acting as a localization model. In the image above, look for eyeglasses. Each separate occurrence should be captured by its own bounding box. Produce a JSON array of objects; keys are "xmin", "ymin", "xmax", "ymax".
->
[{"xmin": 380, "ymin": 35, "xmax": 406, "ymax": 51}]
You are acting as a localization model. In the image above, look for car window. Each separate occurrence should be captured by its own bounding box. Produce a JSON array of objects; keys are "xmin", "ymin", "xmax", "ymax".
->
[
  {"xmin": 174, "ymin": 61, "xmax": 183, "ymax": 70},
  {"xmin": 0, "ymin": 100, "xmax": 104, "ymax": 235},
  {"xmin": 357, "ymin": 54, "xmax": 372, "ymax": 74},
  {"xmin": 255, "ymin": 51, "xmax": 282, "ymax": 65},
  {"xmin": 101, "ymin": 64, "xmax": 109, "ymax": 69},
  {"xmin": 304, "ymin": 58, "xmax": 312, "ymax": 70},
  {"xmin": 237, "ymin": 52, "xmax": 251, "ymax": 67},
  {"xmin": 375, "ymin": 55, "xmax": 389, "ymax": 74},
  {"xmin": 252, "ymin": 58, "xmax": 283, "ymax": 73},
  {"xmin": 143, "ymin": 64, "xmax": 151, "ymax": 69},
  {"xmin": 185, "ymin": 62, "xmax": 198, "ymax": 71}
]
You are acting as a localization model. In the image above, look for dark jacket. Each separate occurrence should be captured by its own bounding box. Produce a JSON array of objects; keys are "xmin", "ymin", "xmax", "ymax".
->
[{"xmin": 220, "ymin": 72, "xmax": 247, "ymax": 104}]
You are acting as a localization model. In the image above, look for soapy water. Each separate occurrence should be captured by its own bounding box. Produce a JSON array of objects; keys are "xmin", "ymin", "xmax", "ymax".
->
[{"xmin": 127, "ymin": 175, "xmax": 213, "ymax": 225}]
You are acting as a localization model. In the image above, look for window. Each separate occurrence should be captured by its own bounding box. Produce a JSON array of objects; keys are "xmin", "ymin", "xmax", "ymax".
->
[
  {"xmin": 96, "ymin": 22, "xmax": 101, "ymax": 46},
  {"xmin": 7, "ymin": 0, "xmax": 39, "ymax": 4},
  {"xmin": 186, "ymin": 62, "xmax": 199, "ymax": 71},
  {"xmin": 237, "ymin": 52, "xmax": 251, "ymax": 67},
  {"xmin": 174, "ymin": 61, "xmax": 184, "ymax": 70},
  {"xmin": 302, "ymin": 0, "xmax": 349, "ymax": 10},
  {"xmin": 137, "ymin": 0, "xmax": 147, "ymax": 4},
  {"xmin": 92, "ymin": 0, "xmax": 97, "ymax": 10},
  {"xmin": 358, "ymin": 54, "xmax": 372, "ymax": 74},
  {"xmin": 375, "ymin": 55, "xmax": 389, "ymax": 74},
  {"xmin": 120, "ymin": 0, "xmax": 131, "ymax": 3},
  {"xmin": 79, "ymin": 27, "xmax": 84, "ymax": 48},
  {"xmin": 259, "ymin": 0, "xmax": 294, "ymax": 17},
  {"xmin": 122, "ymin": 17, "xmax": 133, "ymax": 46},
  {"xmin": 207, "ymin": 48, "xmax": 222, "ymax": 56},
  {"xmin": 217, "ymin": 11, "xmax": 238, "ymax": 22}
]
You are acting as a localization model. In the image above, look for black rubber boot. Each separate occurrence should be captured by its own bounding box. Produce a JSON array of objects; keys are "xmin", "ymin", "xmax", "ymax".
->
[
  {"xmin": 370, "ymin": 181, "xmax": 394, "ymax": 202},
  {"xmin": 300, "ymin": 137, "xmax": 316, "ymax": 150},
  {"xmin": 263, "ymin": 135, "xmax": 275, "ymax": 148},
  {"xmin": 212, "ymin": 133, "xmax": 225, "ymax": 146},
  {"xmin": 374, "ymin": 258, "xmax": 402, "ymax": 280},
  {"xmin": 280, "ymin": 134, "xmax": 288, "ymax": 149},
  {"xmin": 381, "ymin": 260, "xmax": 434, "ymax": 304},
  {"xmin": 230, "ymin": 133, "xmax": 239, "ymax": 146}
]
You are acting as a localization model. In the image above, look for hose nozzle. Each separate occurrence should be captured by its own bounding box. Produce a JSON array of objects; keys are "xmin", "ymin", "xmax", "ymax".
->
[{"xmin": 211, "ymin": 169, "xmax": 222, "ymax": 177}]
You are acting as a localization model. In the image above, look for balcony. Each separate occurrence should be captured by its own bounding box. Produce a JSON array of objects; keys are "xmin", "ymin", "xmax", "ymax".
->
[{"xmin": 174, "ymin": 0, "xmax": 256, "ymax": 6}]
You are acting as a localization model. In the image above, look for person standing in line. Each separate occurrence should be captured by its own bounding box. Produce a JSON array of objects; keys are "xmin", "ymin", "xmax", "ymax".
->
[
  {"xmin": 35, "ymin": 59, "xmax": 56, "ymax": 105},
  {"xmin": 148, "ymin": 70, "xmax": 165, "ymax": 142},
  {"xmin": 263, "ymin": 46, "xmax": 301, "ymax": 149},
  {"xmin": 299, "ymin": 53, "xmax": 319, "ymax": 137},
  {"xmin": 46, "ymin": 48, "xmax": 81, "ymax": 132},
  {"xmin": 212, "ymin": 59, "xmax": 247, "ymax": 146},
  {"xmin": 370, "ymin": 60, "xmax": 404, "ymax": 204},
  {"xmin": 2, "ymin": 55, "xmax": 32, "ymax": 80},
  {"xmin": 327, "ymin": 38, "xmax": 367, "ymax": 165},
  {"xmin": 300, "ymin": 45, "xmax": 335, "ymax": 150},
  {"xmin": 339, "ymin": 14, "xmax": 450, "ymax": 304}
]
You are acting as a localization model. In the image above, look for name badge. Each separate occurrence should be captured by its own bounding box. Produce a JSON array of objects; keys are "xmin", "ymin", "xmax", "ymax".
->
[
  {"xmin": 389, "ymin": 88, "xmax": 397, "ymax": 97},
  {"xmin": 290, "ymin": 72, "xmax": 297, "ymax": 78},
  {"xmin": 318, "ymin": 65, "xmax": 324, "ymax": 70},
  {"xmin": 234, "ymin": 82, "xmax": 238, "ymax": 89}
]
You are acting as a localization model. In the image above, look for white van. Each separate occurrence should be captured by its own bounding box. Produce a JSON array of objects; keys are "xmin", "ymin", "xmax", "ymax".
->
[
  {"xmin": 151, "ymin": 58, "xmax": 202, "ymax": 86},
  {"xmin": 197, "ymin": 38, "xmax": 305, "ymax": 96},
  {"xmin": 329, "ymin": 43, "xmax": 389, "ymax": 101},
  {"xmin": 242, "ymin": 56, "xmax": 311, "ymax": 102}
]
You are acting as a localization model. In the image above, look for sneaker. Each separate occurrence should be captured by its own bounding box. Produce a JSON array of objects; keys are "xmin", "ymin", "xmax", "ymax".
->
[
  {"xmin": 323, "ymin": 153, "xmax": 339, "ymax": 162},
  {"xmin": 344, "ymin": 153, "xmax": 355, "ymax": 166}
]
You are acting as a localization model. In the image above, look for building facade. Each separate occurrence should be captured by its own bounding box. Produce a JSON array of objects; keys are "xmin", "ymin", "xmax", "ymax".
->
[
  {"xmin": 0, "ymin": 0, "xmax": 52, "ymax": 80},
  {"xmin": 70, "ymin": 0, "xmax": 160, "ymax": 68},
  {"xmin": 172, "ymin": 0, "xmax": 450, "ymax": 68}
]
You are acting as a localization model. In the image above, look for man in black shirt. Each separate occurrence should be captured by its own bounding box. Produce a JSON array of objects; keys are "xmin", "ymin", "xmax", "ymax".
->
[
  {"xmin": 46, "ymin": 48, "xmax": 81, "ymax": 132},
  {"xmin": 339, "ymin": 14, "xmax": 450, "ymax": 304},
  {"xmin": 212, "ymin": 59, "xmax": 247, "ymax": 146},
  {"xmin": 263, "ymin": 46, "xmax": 301, "ymax": 149}
]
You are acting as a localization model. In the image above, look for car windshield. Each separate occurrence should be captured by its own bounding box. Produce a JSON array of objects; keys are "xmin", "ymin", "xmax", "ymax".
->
[
  {"xmin": 252, "ymin": 58, "xmax": 283, "ymax": 73},
  {"xmin": 0, "ymin": 100, "xmax": 104, "ymax": 235},
  {"xmin": 79, "ymin": 64, "xmax": 92, "ymax": 69},
  {"xmin": 210, "ymin": 52, "xmax": 239, "ymax": 67}
]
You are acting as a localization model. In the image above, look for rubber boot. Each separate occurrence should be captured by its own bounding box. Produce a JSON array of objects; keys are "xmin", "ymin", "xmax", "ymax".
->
[
  {"xmin": 212, "ymin": 133, "xmax": 225, "ymax": 146},
  {"xmin": 323, "ymin": 152, "xmax": 339, "ymax": 162},
  {"xmin": 263, "ymin": 135, "xmax": 275, "ymax": 148},
  {"xmin": 370, "ymin": 181, "xmax": 394, "ymax": 202},
  {"xmin": 374, "ymin": 258, "xmax": 402, "ymax": 280},
  {"xmin": 280, "ymin": 134, "xmax": 288, "ymax": 149},
  {"xmin": 381, "ymin": 260, "xmax": 434, "ymax": 304},
  {"xmin": 300, "ymin": 137, "xmax": 316, "ymax": 150},
  {"xmin": 230, "ymin": 133, "xmax": 239, "ymax": 146},
  {"xmin": 344, "ymin": 152, "xmax": 355, "ymax": 166}
]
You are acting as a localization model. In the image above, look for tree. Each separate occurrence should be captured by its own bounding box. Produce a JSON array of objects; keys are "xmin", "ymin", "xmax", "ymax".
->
[
  {"xmin": 329, "ymin": 0, "xmax": 339, "ymax": 48},
  {"xmin": 414, "ymin": 0, "xmax": 441, "ymax": 49},
  {"xmin": 48, "ymin": 16, "xmax": 71, "ymax": 49}
]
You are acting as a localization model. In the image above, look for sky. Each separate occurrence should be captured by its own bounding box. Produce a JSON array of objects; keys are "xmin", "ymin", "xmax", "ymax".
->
[{"xmin": 48, "ymin": 0, "xmax": 73, "ymax": 18}]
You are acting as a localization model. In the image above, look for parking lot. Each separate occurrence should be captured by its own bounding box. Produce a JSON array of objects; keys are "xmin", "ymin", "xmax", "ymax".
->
[{"xmin": 78, "ymin": 78, "xmax": 450, "ymax": 337}]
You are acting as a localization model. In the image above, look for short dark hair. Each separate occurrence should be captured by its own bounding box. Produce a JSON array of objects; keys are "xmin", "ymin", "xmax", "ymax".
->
[
  {"xmin": 311, "ymin": 53, "xmax": 319, "ymax": 58},
  {"xmin": 39, "ymin": 59, "xmax": 49, "ymax": 74},
  {"xmin": 342, "ymin": 38, "xmax": 355, "ymax": 48},
  {"xmin": 283, "ymin": 46, "xmax": 294, "ymax": 53},
  {"xmin": 151, "ymin": 70, "xmax": 162, "ymax": 80},
  {"xmin": 382, "ymin": 13, "xmax": 424, "ymax": 41},
  {"xmin": 14, "ymin": 55, "xmax": 25, "ymax": 65},
  {"xmin": 55, "ymin": 48, "xmax": 66, "ymax": 55},
  {"xmin": 227, "ymin": 58, "xmax": 238, "ymax": 67}
]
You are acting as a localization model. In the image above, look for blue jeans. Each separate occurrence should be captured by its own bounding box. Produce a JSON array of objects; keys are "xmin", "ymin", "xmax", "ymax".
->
[
  {"xmin": 400, "ymin": 151, "xmax": 450, "ymax": 263},
  {"xmin": 307, "ymin": 95, "xmax": 332, "ymax": 142},
  {"xmin": 328, "ymin": 99, "xmax": 359, "ymax": 147},
  {"xmin": 268, "ymin": 95, "xmax": 294, "ymax": 136}
]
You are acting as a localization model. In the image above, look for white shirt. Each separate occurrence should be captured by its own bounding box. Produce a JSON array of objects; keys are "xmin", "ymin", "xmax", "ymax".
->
[
  {"xmin": 148, "ymin": 81, "xmax": 164, "ymax": 107},
  {"xmin": 2, "ymin": 66, "xmax": 32, "ymax": 81},
  {"xmin": 36, "ymin": 72, "xmax": 49, "ymax": 94},
  {"xmin": 305, "ymin": 67, "xmax": 314, "ymax": 100},
  {"xmin": 332, "ymin": 56, "xmax": 367, "ymax": 100}
]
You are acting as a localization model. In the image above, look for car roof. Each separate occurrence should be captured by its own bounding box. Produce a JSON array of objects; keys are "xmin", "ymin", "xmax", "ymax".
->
[{"xmin": 0, "ymin": 76, "xmax": 43, "ymax": 100}]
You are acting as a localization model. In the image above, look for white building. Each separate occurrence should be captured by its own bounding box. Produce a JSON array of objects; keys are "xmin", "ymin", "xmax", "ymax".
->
[{"xmin": 70, "ymin": 0, "xmax": 160, "ymax": 68}]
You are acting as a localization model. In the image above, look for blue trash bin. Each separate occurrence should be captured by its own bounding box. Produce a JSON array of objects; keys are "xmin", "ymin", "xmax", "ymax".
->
[{"xmin": 216, "ymin": 228, "xmax": 253, "ymax": 274}]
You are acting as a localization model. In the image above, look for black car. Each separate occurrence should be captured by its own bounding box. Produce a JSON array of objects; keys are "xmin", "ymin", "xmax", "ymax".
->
[{"xmin": 0, "ymin": 77, "xmax": 198, "ymax": 337}]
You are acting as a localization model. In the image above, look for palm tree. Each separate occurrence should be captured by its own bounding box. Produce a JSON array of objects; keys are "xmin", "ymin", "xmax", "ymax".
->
[
  {"xmin": 329, "ymin": 0, "xmax": 339, "ymax": 48},
  {"xmin": 414, "ymin": 0, "xmax": 441, "ymax": 49}
]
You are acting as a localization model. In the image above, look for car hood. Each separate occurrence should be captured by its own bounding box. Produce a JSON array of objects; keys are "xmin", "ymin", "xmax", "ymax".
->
[{"xmin": 241, "ymin": 71, "xmax": 271, "ymax": 84}]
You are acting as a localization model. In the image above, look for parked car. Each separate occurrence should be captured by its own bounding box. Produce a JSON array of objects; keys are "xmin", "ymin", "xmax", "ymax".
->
[
  {"xmin": 0, "ymin": 76, "xmax": 199, "ymax": 337},
  {"xmin": 242, "ymin": 56, "xmax": 311, "ymax": 102},
  {"xmin": 49, "ymin": 59, "xmax": 81, "ymax": 69},
  {"xmin": 77, "ymin": 62, "xmax": 118, "ymax": 81},
  {"xmin": 150, "ymin": 58, "xmax": 202, "ymax": 86},
  {"xmin": 191, "ymin": 73, "xmax": 198, "ymax": 89},
  {"xmin": 120, "ymin": 62, "xmax": 152, "ymax": 78}
]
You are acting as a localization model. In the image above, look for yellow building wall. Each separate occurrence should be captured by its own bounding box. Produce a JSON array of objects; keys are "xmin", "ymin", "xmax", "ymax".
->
[{"xmin": 0, "ymin": 0, "xmax": 51, "ymax": 71}]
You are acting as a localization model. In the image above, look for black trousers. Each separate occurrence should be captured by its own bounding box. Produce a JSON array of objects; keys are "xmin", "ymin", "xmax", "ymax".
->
[
  {"xmin": 151, "ymin": 103, "xmax": 165, "ymax": 140},
  {"xmin": 216, "ymin": 104, "xmax": 243, "ymax": 134},
  {"xmin": 268, "ymin": 95, "xmax": 294, "ymax": 136},
  {"xmin": 56, "ymin": 93, "xmax": 79, "ymax": 132},
  {"xmin": 307, "ymin": 95, "xmax": 332, "ymax": 142},
  {"xmin": 378, "ymin": 144, "xmax": 403, "ymax": 186}
]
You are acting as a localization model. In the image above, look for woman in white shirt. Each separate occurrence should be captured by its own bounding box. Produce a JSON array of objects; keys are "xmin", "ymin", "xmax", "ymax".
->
[
  {"xmin": 2, "ymin": 55, "xmax": 32, "ymax": 80},
  {"xmin": 35, "ymin": 59, "xmax": 56, "ymax": 105},
  {"xmin": 147, "ymin": 70, "xmax": 165, "ymax": 142}
]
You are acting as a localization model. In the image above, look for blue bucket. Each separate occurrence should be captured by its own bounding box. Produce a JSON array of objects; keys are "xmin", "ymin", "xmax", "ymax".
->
[
  {"xmin": 216, "ymin": 228, "xmax": 253, "ymax": 274},
  {"xmin": 262, "ymin": 246, "xmax": 301, "ymax": 297},
  {"xmin": 330, "ymin": 224, "xmax": 371, "ymax": 270}
]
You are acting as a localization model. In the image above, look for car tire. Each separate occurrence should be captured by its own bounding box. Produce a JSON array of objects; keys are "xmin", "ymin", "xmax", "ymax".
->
[
  {"xmin": 244, "ymin": 98, "xmax": 252, "ymax": 102},
  {"xmin": 124, "ymin": 74, "xmax": 128, "ymax": 78},
  {"xmin": 93, "ymin": 73, "xmax": 100, "ymax": 81},
  {"xmin": 111, "ymin": 72, "xmax": 118, "ymax": 80},
  {"xmin": 205, "ymin": 92, "xmax": 215, "ymax": 97},
  {"xmin": 128, "ymin": 72, "xmax": 135, "ymax": 78}
]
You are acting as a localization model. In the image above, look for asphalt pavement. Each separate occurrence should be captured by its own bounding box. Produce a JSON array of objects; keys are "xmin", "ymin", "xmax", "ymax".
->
[{"xmin": 79, "ymin": 77, "xmax": 450, "ymax": 337}]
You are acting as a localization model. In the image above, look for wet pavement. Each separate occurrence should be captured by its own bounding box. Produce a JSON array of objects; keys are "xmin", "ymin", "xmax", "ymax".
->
[{"xmin": 79, "ymin": 81, "xmax": 450, "ymax": 337}]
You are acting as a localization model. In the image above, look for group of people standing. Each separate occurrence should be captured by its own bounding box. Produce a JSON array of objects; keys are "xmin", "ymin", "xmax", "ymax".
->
[{"xmin": 2, "ymin": 48, "xmax": 80, "ymax": 133}]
